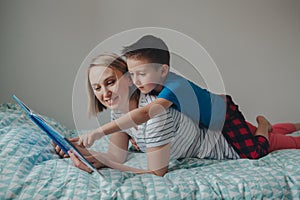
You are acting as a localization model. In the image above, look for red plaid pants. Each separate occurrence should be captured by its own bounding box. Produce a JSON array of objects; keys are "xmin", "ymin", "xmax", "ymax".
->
[{"xmin": 222, "ymin": 95, "xmax": 269, "ymax": 159}]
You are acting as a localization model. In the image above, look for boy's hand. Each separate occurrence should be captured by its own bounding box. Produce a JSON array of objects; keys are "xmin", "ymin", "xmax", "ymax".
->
[{"xmin": 78, "ymin": 130, "xmax": 104, "ymax": 148}]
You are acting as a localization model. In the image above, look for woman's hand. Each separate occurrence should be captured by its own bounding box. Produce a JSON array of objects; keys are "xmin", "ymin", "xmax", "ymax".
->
[
  {"xmin": 129, "ymin": 137, "xmax": 140, "ymax": 151},
  {"xmin": 78, "ymin": 129, "xmax": 104, "ymax": 148},
  {"xmin": 52, "ymin": 137, "xmax": 80, "ymax": 158},
  {"xmin": 68, "ymin": 151, "xmax": 105, "ymax": 173}
]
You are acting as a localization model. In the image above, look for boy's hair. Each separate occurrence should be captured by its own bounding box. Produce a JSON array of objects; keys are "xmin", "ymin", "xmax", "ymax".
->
[
  {"xmin": 122, "ymin": 35, "xmax": 170, "ymax": 65},
  {"xmin": 87, "ymin": 53, "xmax": 139, "ymax": 117}
]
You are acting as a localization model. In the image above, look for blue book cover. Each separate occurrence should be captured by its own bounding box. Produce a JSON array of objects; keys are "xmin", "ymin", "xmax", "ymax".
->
[{"xmin": 12, "ymin": 95, "xmax": 104, "ymax": 177}]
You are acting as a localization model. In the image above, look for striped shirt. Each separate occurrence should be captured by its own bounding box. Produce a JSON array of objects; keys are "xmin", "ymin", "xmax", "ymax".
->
[{"xmin": 111, "ymin": 94, "xmax": 239, "ymax": 160}]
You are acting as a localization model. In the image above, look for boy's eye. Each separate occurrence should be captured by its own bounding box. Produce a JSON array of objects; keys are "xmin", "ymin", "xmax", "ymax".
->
[{"xmin": 138, "ymin": 72, "xmax": 146, "ymax": 76}]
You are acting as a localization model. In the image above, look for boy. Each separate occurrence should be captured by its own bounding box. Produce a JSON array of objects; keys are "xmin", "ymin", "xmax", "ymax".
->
[{"xmin": 79, "ymin": 35, "xmax": 269, "ymax": 159}]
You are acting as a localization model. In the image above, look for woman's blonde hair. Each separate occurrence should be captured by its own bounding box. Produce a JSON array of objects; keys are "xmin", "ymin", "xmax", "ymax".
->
[{"xmin": 87, "ymin": 53, "xmax": 139, "ymax": 117}]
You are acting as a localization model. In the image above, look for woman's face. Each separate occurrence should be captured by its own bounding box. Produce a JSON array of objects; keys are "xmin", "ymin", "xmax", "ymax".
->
[{"xmin": 89, "ymin": 66, "xmax": 131, "ymax": 111}]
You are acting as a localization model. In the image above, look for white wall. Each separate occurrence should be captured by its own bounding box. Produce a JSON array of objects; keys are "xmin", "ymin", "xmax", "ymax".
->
[{"xmin": 1, "ymin": 0, "xmax": 300, "ymax": 129}]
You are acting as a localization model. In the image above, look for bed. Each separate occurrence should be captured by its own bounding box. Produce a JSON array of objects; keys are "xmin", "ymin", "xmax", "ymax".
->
[{"xmin": 1, "ymin": 103, "xmax": 300, "ymax": 199}]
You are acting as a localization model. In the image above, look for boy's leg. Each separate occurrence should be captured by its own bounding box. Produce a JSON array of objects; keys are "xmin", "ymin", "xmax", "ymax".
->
[
  {"xmin": 272, "ymin": 123, "xmax": 297, "ymax": 135},
  {"xmin": 268, "ymin": 133, "xmax": 300, "ymax": 152},
  {"xmin": 247, "ymin": 121, "xmax": 298, "ymax": 135},
  {"xmin": 295, "ymin": 123, "xmax": 300, "ymax": 131},
  {"xmin": 222, "ymin": 95, "xmax": 269, "ymax": 159},
  {"xmin": 246, "ymin": 122, "xmax": 257, "ymax": 134},
  {"xmin": 247, "ymin": 120, "xmax": 300, "ymax": 152}
]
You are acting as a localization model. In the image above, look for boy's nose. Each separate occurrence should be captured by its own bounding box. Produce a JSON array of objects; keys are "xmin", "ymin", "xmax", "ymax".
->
[{"xmin": 132, "ymin": 76, "xmax": 141, "ymax": 86}]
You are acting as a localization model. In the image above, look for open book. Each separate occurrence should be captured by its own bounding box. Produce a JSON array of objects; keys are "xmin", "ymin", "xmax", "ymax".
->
[{"xmin": 12, "ymin": 95, "xmax": 104, "ymax": 176}]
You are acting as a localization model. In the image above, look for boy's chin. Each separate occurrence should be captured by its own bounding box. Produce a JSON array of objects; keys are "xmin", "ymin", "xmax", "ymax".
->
[
  {"xmin": 138, "ymin": 87, "xmax": 154, "ymax": 94},
  {"xmin": 139, "ymin": 90, "xmax": 148, "ymax": 94}
]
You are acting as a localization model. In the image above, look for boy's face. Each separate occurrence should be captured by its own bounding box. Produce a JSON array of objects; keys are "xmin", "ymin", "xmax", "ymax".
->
[{"xmin": 127, "ymin": 58, "xmax": 166, "ymax": 94}]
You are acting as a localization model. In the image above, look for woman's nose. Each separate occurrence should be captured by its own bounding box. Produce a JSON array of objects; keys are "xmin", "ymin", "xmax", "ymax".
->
[{"xmin": 103, "ymin": 87, "xmax": 112, "ymax": 97}]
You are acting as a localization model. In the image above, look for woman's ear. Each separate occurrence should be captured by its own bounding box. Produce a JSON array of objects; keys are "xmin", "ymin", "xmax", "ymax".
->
[{"xmin": 161, "ymin": 64, "xmax": 169, "ymax": 78}]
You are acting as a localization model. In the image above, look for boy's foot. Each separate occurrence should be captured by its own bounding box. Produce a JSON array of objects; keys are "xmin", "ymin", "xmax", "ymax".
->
[
  {"xmin": 256, "ymin": 115, "xmax": 273, "ymax": 132},
  {"xmin": 254, "ymin": 115, "xmax": 270, "ymax": 141},
  {"xmin": 294, "ymin": 123, "xmax": 300, "ymax": 131}
]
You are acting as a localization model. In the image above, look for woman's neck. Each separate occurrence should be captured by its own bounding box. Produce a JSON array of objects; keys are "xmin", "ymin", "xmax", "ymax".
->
[{"xmin": 118, "ymin": 97, "xmax": 139, "ymax": 113}]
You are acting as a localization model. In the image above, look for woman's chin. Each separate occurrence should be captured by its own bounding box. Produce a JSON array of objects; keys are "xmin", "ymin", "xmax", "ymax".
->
[
  {"xmin": 108, "ymin": 102, "xmax": 122, "ymax": 110},
  {"xmin": 109, "ymin": 105, "xmax": 118, "ymax": 110}
]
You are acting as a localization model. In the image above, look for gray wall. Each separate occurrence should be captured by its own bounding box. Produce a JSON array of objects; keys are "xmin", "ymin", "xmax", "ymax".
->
[{"xmin": 1, "ymin": 0, "xmax": 300, "ymax": 129}]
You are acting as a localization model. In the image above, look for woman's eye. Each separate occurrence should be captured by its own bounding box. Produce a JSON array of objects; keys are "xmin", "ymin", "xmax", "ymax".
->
[
  {"xmin": 93, "ymin": 86, "xmax": 101, "ymax": 91},
  {"xmin": 107, "ymin": 80, "xmax": 115, "ymax": 85}
]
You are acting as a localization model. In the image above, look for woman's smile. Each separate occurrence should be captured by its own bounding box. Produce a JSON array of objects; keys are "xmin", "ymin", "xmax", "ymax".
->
[{"xmin": 105, "ymin": 96, "xmax": 119, "ymax": 106}]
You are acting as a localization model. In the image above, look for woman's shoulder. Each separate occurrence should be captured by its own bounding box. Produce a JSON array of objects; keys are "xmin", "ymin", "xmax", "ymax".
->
[
  {"xmin": 110, "ymin": 110, "xmax": 124, "ymax": 120},
  {"xmin": 138, "ymin": 93, "xmax": 158, "ymax": 107}
]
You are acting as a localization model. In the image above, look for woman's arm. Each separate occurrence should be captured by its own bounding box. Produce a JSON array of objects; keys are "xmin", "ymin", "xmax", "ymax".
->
[
  {"xmin": 106, "ymin": 132, "xmax": 130, "ymax": 163},
  {"xmin": 146, "ymin": 143, "xmax": 170, "ymax": 176},
  {"xmin": 52, "ymin": 135, "xmax": 127, "ymax": 162},
  {"xmin": 70, "ymin": 132, "xmax": 131, "ymax": 172},
  {"xmin": 79, "ymin": 98, "xmax": 173, "ymax": 147},
  {"xmin": 70, "ymin": 143, "xmax": 171, "ymax": 177},
  {"xmin": 95, "ymin": 143, "xmax": 170, "ymax": 176}
]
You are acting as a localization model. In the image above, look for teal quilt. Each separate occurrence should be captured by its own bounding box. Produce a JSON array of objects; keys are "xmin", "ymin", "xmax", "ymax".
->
[{"xmin": 1, "ymin": 103, "xmax": 300, "ymax": 199}]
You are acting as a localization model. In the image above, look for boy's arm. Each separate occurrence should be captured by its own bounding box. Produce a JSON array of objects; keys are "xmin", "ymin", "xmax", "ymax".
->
[
  {"xmin": 79, "ymin": 98, "xmax": 173, "ymax": 147},
  {"xmin": 106, "ymin": 98, "xmax": 173, "ymax": 131}
]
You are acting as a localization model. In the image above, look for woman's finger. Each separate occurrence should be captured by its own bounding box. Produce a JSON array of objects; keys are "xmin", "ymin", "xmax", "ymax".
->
[
  {"xmin": 52, "ymin": 140, "xmax": 70, "ymax": 158},
  {"xmin": 55, "ymin": 145, "xmax": 61, "ymax": 152},
  {"xmin": 129, "ymin": 137, "xmax": 140, "ymax": 151},
  {"xmin": 85, "ymin": 155, "xmax": 105, "ymax": 169},
  {"xmin": 51, "ymin": 140, "xmax": 56, "ymax": 147},
  {"xmin": 59, "ymin": 149, "xmax": 67, "ymax": 157},
  {"xmin": 68, "ymin": 151, "xmax": 92, "ymax": 173},
  {"xmin": 54, "ymin": 145, "xmax": 67, "ymax": 158}
]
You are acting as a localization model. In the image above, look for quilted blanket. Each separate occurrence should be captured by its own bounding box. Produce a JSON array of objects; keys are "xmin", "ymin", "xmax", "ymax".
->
[{"xmin": 1, "ymin": 103, "xmax": 300, "ymax": 199}]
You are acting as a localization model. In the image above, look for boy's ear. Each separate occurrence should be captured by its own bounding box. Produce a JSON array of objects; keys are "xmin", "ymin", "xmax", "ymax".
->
[
  {"xmin": 127, "ymin": 74, "xmax": 134, "ymax": 86},
  {"xmin": 161, "ymin": 64, "xmax": 169, "ymax": 78}
]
